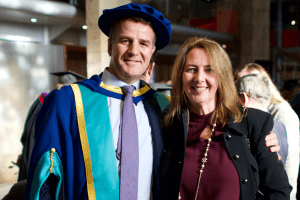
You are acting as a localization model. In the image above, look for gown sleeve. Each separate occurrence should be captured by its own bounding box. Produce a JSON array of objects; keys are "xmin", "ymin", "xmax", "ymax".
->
[{"xmin": 24, "ymin": 86, "xmax": 80, "ymax": 200}]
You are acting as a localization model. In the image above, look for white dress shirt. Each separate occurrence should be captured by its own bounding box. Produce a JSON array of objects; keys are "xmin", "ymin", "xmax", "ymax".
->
[{"xmin": 101, "ymin": 69, "xmax": 153, "ymax": 200}]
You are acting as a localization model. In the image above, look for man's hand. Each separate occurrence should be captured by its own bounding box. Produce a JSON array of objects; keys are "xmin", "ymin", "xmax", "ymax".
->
[{"xmin": 265, "ymin": 131, "xmax": 281, "ymax": 160}]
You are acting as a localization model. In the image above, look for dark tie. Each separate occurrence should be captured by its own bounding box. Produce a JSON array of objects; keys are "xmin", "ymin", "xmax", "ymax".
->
[{"xmin": 119, "ymin": 85, "xmax": 139, "ymax": 200}]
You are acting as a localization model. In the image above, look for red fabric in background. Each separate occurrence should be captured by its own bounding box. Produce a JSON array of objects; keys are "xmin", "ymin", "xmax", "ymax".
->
[
  {"xmin": 216, "ymin": 10, "xmax": 238, "ymax": 34},
  {"xmin": 270, "ymin": 30, "xmax": 300, "ymax": 47},
  {"xmin": 189, "ymin": 18, "xmax": 217, "ymax": 31},
  {"xmin": 189, "ymin": 10, "xmax": 238, "ymax": 34}
]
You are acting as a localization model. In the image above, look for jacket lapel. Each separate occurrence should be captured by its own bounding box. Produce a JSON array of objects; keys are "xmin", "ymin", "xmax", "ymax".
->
[{"xmin": 181, "ymin": 109, "xmax": 189, "ymax": 149}]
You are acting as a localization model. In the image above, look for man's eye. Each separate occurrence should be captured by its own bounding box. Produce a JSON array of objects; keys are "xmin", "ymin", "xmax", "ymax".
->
[
  {"xmin": 206, "ymin": 68, "xmax": 213, "ymax": 72},
  {"xmin": 121, "ymin": 39, "xmax": 129, "ymax": 43}
]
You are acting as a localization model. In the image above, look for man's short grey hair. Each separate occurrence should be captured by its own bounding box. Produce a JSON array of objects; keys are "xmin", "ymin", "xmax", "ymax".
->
[
  {"xmin": 109, "ymin": 16, "xmax": 157, "ymax": 47},
  {"xmin": 235, "ymin": 74, "xmax": 271, "ymax": 107}
]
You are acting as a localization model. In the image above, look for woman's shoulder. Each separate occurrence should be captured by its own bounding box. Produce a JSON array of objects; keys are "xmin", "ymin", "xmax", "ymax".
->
[
  {"xmin": 269, "ymin": 102, "xmax": 299, "ymax": 125},
  {"xmin": 269, "ymin": 101, "xmax": 292, "ymax": 115}
]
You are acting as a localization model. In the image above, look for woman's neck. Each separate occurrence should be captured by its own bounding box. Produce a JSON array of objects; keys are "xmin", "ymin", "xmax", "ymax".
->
[{"xmin": 190, "ymin": 103, "xmax": 216, "ymax": 115}]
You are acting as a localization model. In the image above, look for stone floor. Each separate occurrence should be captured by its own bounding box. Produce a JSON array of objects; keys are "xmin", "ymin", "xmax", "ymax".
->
[{"xmin": 0, "ymin": 181, "xmax": 16, "ymax": 199}]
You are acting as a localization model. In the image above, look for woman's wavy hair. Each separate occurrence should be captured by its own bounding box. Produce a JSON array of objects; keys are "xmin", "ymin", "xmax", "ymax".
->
[
  {"xmin": 234, "ymin": 63, "xmax": 286, "ymax": 105},
  {"xmin": 164, "ymin": 37, "xmax": 243, "ymax": 128}
]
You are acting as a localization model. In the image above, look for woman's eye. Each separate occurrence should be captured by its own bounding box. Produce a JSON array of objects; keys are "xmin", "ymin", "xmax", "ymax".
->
[
  {"xmin": 205, "ymin": 68, "xmax": 213, "ymax": 72},
  {"xmin": 187, "ymin": 68, "xmax": 195, "ymax": 72}
]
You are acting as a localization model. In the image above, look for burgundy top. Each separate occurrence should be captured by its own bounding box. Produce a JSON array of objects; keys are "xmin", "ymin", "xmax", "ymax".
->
[{"xmin": 179, "ymin": 112, "xmax": 240, "ymax": 200}]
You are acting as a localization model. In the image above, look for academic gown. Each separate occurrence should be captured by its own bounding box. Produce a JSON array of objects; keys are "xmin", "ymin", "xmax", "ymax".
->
[{"xmin": 24, "ymin": 75, "xmax": 170, "ymax": 200}]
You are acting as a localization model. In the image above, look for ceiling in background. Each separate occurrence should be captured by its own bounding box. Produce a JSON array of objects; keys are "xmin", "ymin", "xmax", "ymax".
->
[{"xmin": 0, "ymin": 0, "xmax": 86, "ymax": 29}]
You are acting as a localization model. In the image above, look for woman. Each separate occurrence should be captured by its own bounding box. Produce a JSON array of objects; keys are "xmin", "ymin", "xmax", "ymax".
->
[
  {"xmin": 161, "ymin": 37, "xmax": 291, "ymax": 200},
  {"xmin": 235, "ymin": 63, "xmax": 299, "ymax": 200}
]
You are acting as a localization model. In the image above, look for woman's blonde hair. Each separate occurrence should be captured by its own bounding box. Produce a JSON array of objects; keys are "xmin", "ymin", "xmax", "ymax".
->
[
  {"xmin": 234, "ymin": 63, "xmax": 286, "ymax": 105},
  {"xmin": 164, "ymin": 37, "xmax": 243, "ymax": 128}
]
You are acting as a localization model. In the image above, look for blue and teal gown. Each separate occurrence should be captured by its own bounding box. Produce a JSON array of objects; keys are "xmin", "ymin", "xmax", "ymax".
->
[{"xmin": 24, "ymin": 74, "xmax": 170, "ymax": 200}]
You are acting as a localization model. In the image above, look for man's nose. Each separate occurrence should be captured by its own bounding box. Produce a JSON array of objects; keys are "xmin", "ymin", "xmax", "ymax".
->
[{"xmin": 128, "ymin": 42, "xmax": 139, "ymax": 56}]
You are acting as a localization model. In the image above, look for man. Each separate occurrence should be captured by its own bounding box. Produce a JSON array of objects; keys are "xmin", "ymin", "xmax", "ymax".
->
[
  {"xmin": 235, "ymin": 74, "xmax": 288, "ymax": 165},
  {"xmin": 25, "ymin": 3, "xmax": 171, "ymax": 200}
]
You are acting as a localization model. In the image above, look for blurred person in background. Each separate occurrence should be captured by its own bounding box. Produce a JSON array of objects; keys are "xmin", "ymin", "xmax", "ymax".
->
[
  {"xmin": 141, "ymin": 50, "xmax": 157, "ymax": 84},
  {"xmin": 141, "ymin": 50, "xmax": 172, "ymax": 97},
  {"xmin": 235, "ymin": 63, "xmax": 300, "ymax": 200},
  {"xmin": 281, "ymin": 79, "xmax": 300, "ymax": 103},
  {"xmin": 235, "ymin": 73, "xmax": 288, "ymax": 165}
]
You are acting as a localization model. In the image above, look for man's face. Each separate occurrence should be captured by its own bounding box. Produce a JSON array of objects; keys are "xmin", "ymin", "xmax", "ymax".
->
[{"xmin": 108, "ymin": 20, "xmax": 156, "ymax": 84}]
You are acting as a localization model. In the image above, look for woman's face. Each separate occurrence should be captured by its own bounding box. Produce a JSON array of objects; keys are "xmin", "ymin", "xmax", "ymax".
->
[{"xmin": 182, "ymin": 48, "xmax": 218, "ymax": 114}]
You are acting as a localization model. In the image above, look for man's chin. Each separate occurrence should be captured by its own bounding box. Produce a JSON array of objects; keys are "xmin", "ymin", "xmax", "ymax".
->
[{"xmin": 116, "ymin": 73, "xmax": 141, "ymax": 84}]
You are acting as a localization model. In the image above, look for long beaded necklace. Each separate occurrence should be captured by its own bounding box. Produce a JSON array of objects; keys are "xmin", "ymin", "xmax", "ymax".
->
[{"xmin": 178, "ymin": 115, "xmax": 218, "ymax": 200}]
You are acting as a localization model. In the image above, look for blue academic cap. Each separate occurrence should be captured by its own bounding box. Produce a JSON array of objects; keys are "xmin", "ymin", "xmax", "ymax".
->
[{"xmin": 98, "ymin": 3, "xmax": 171, "ymax": 50}]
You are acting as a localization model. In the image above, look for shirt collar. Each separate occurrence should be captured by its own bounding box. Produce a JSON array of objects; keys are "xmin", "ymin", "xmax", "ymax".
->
[
  {"xmin": 98, "ymin": 68, "xmax": 155, "ymax": 104},
  {"xmin": 260, "ymin": 107, "xmax": 269, "ymax": 113}
]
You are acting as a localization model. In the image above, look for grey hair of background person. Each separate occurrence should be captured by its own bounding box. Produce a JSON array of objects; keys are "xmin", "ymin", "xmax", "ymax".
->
[
  {"xmin": 59, "ymin": 74, "xmax": 77, "ymax": 85},
  {"xmin": 235, "ymin": 74, "xmax": 271, "ymax": 107}
]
